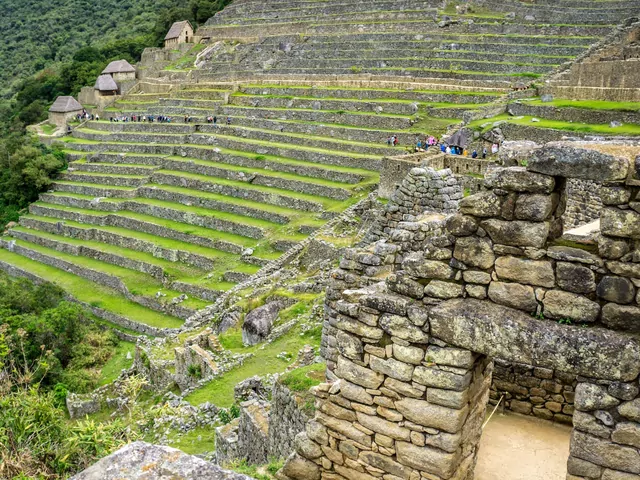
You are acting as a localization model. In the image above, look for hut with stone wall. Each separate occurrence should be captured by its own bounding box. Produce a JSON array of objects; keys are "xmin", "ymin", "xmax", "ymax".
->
[
  {"xmin": 48, "ymin": 96, "xmax": 83, "ymax": 127},
  {"xmin": 94, "ymin": 74, "xmax": 118, "ymax": 97},
  {"xmin": 102, "ymin": 60, "xmax": 136, "ymax": 83},
  {"xmin": 164, "ymin": 21, "xmax": 194, "ymax": 48}
]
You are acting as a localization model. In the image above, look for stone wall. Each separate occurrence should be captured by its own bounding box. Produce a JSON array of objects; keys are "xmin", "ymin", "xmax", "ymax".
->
[
  {"xmin": 279, "ymin": 142, "xmax": 640, "ymax": 480},
  {"xmin": 564, "ymin": 179, "xmax": 603, "ymax": 230},
  {"xmin": 268, "ymin": 380, "xmax": 313, "ymax": 461}
]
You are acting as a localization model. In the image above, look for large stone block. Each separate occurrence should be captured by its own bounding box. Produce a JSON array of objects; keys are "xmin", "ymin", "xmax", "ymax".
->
[
  {"xmin": 359, "ymin": 451, "xmax": 412, "ymax": 479},
  {"xmin": 395, "ymin": 441, "xmax": 460, "ymax": 479},
  {"xmin": 488, "ymin": 281, "xmax": 537, "ymax": 312},
  {"xmin": 429, "ymin": 299, "xmax": 640, "ymax": 381},
  {"xmin": 402, "ymin": 254, "xmax": 455, "ymax": 280},
  {"xmin": 514, "ymin": 193, "xmax": 556, "ymax": 221},
  {"xmin": 453, "ymin": 236, "xmax": 495, "ymax": 270},
  {"xmin": 542, "ymin": 290, "xmax": 600, "ymax": 323},
  {"xmin": 395, "ymin": 398, "xmax": 469, "ymax": 434},
  {"xmin": 529, "ymin": 144, "xmax": 629, "ymax": 182},
  {"xmin": 570, "ymin": 431, "xmax": 640, "ymax": 474},
  {"xmin": 369, "ymin": 355, "xmax": 414, "ymax": 382},
  {"xmin": 612, "ymin": 423, "xmax": 640, "ymax": 449},
  {"xmin": 601, "ymin": 208, "xmax": 640, "ymax": 239},
  {"xmin": 494, "ymin": 256, "xmax": 555, "ymax": 287},
  {"xmin": 379, "ymin": 314, "xmax": 430, "ymax": 343},
  {"xmin": 336, "ymin": 356, "xmax": 384, "ymax": 390},
  {"xmin": 601, "ymin": 304, "xmax": 640, "ymax": 333},
  {"xmin": 424, "ymin": 280, "xmax": 464, "ymax": 299},
  {"xmin": 458, "ymin": 191, "xmax": 501, "ymax": 217},
  {"xmin": 597, "ymin": 276, "xmax": 635, "ymax": 304},
  {"xmin": 413, "ymin": 366, "xmax": 472, "ymax": 392},
  {"xmin": 481, "ymin": 219, "xmax": 549, "ymax": 248},
  {"xmin": 575, "ymin": 383, "xmax": 620, "ymax": 412},
  {"xmin": 355, "ymin": 412, "xmax": 411, "ymax": 441},
  {"xmin": 486, "ymin": 167, "xmax": 555, "ymax": 193},
  {"xmin": 556, "ymin": 262, "xmax": 596, "ymax": 294}
]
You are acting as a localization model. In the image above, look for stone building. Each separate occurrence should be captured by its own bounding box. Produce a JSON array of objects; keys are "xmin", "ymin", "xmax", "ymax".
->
[
  {"xmin": 48, "ymin": 96, "xmax": 83, "ymax": 127},
  {"xmin": 102, "ymin": 59, "xmax": 136, "ymax": 83},
  {"xmin": 94, "ymin": 74, "xmax": 118, "ymax": 97},
  {"xmin": 164, "ymin": 20, "xmax": 194, "ymax": 48}
]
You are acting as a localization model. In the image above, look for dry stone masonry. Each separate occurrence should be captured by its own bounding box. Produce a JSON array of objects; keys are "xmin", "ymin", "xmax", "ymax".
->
[{"xmin": 279, "ymin": 142, "xmax": 640, "ymax": 480}]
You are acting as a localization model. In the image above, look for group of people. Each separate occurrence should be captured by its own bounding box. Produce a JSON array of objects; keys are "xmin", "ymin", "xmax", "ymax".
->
[
  {"xmin": 109, "ymin": 115, "xmax": 174, "ymax": 123},
  {"xmin": 75, "ymin": 110, "xmax": 93, "ymax": 122},
  {"xmin": 385, "ymin": 133, "xmax": 500, "ymax": 159}
]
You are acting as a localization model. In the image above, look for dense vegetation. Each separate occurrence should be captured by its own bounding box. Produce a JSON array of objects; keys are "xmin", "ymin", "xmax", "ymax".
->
[
  {"xmin": 0, "ymin": 0, "xmax": 231, "ymax": 230},
  {"xmin": 0, "ymin": 273, "xmax": 139, "ymax": 478}
]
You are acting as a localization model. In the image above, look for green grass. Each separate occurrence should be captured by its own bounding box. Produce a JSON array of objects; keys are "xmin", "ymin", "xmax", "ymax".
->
[
  {"xmin": 99, "ymin": 340, "xmax": 136, "ymax": 385},
  {"xmin": 164, "ymin": 425, "xmax": 217, "ymax": 455},
  {"xmin": 280, "ymin": 363, "xmax": 325, "ymax": 393},
  {"xmin": 41, "ymin": 124, "xmax": 58, "ymax": 135},
  {"xmin": 185, "ymin": 325, "xmax": 322, "ymax": 408},
  {"xmin": 524, "ymin": 98, "xmax": 640, "ymax": 112},
  {"xmin": 0, "ymin": 248, "xmax": 183, "ymax": 329},
  {"xmin": 468, "ymin": 114, "xmax": 640, "ymax": 136}
]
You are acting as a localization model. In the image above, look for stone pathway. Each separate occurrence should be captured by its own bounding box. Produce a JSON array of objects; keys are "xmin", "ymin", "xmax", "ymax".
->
[{"xmin": 476, "ymin": 411, "xmax": 572, "ymax": 480}]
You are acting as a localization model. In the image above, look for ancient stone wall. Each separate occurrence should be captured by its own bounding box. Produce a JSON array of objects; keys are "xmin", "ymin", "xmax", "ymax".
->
[
  {"xmin": 268, "ymin": 381, "xmax": 313, "ymax": 460},
  {"xmin": 279, "ymin": 142, "xmax": 640, "ymax": 480},
  {"xmin": 564, "ymin": 179, "xmax": 603, "ymax": 229}
]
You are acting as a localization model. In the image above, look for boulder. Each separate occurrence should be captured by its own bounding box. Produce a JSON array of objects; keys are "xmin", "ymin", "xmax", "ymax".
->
[
  {"xmin": 529, "ymin": 143, "xmax": 629, "ymax": 182},
  {"xmin": 242, "ymin": 302, "xmax": 283, "ymax": 345},
  {"xmin": 481, "ymin": 219, "xmax": 549, "ymax": 248},
  {"xmin": 498, "ymin": 140, "xmax": 541, "ymax": 167},
  {"xmin": 69, "ymin": 442, "xmax": 251, "ymax": 480},
  {"xmin": 485, "ymin": 167, "xmax": 554, "ymax": 193}
]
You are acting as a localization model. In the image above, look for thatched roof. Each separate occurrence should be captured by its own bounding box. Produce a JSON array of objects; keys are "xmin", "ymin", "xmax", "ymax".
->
[
  {"xmin": 102, "ymin": 59, "xmax": 135, "ymax": 74},
  {"xmin": 95, "ymin": 74, "xmax": 118, "ymax": 91},
  {"xmin": 165, "ymin": 20, "xmax": 192, "ymax": 40},
  {"xmin": 49, "ymin": 96, "xmax": 83, "ymax": 113}
]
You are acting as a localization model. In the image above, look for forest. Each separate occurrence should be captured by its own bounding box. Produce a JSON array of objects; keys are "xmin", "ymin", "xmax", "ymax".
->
[{"xmin": 0, "ymin": 0, "xmax": 230, "ymax": 228}]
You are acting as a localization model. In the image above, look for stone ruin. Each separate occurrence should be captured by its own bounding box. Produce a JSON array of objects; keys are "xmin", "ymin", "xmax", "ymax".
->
[{"xmin": 278, "ymin": 142, "xmax": 640, "ymax": 480}]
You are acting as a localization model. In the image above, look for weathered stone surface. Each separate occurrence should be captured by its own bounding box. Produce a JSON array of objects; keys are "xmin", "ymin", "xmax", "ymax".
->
[
  {"xmin": 597, "ymin": 276, "xmax": 635, "ymax": 304},
  {"xmin": 601, "ymin": 186, "xmax": 632, "ymax": 206},
  {"xmin": 424, "ymin": 280, "xmax": 463, "ymax": 299},
  {"xmin": 335, "ymin": 314, "xmax": 384, "ymax": 340},
  {"xmin": 361, "ymin": 293, "xmax": 409, "ymax": 316},
  {"xmin": 316, "ymin": 411, "xmax": 372, "ymax": 447},
  {"xmin": 427, "ymin": 388, "xmax": 469, "ymax": 410},
  {"xmin": 599, "ymin": 236, "xmax": 630, "ymax": 260},
  {"xmin": 567, "ymin": 456, "xmax": 603, "ymax": 478},
  {"xmin": 575, "ymin": 383, "xmax": 620, "ymax": 411},
  {"xmin": 601, "ymin": 469, "xmax": 640, "ymax": 480},
  {"xmin": 445, "ymin": 214, "xmax": 477, "ymax": 237},
  {"xmin": 336, "ymin": 356, "xmax": 384, "ymax": 389},
  {"xmin": 453, "ymin": 236, "xmax": 495, "ymax": 269},
  {"xmin": 402, "ymin": 255, "xmax": 454, "ymax": 280},
  {"xmin": 242, "ymin": 302, "xmax": 282, "ymax": 345},
  {"xmin": 69, "ymin": 442, "xmax": 251, "ymax": 480},
  {"xmin": 393, "ymin": 344, "xmax": 425, "ymax": 365},
  {"xmin": 495, "ymin": 256, "xmax": 554, "ymax": 287},
  {"xmin": 336, "ymin": 330, "xmax": 364, "ymax": 360},
  {"xmin": 619, "ymin": 399, "xmax": 640, "ymax": 423},
  {"xmin": 488, "ymin": 281, "xmax": 537, "ymax": 312},
  {"xmin": 395, "ymin": 441, "xmax": 460, "ymax": 478},
  {"xmin": 281, "ymin": 452, "xmax": 321, "ymax": 480},
  {"xmin": 607, "ymin": 261, "xmax": 640, "ymax": 278},
  {"xmin": 356, "ymin": 412, "xmax": 410, "ymax": 441},
  {"xmin": 370, "ymin": 355, "xmax": 414, "ymax": 382},
  {"xmin": 359, "ymin": 451, "xmax": 411, "ymax": 479},
  {"xmin": 602, "ymin": 304, "xmax": 640, "ymax": 333},
  {"xmin": 429, "ymin": 299, "xmax": 640, "ymax": 381},
  {"xmin": 556, "ymin": 262, "xmax": 596, "ymax": 294},
  {"xmin": 458, "ymin": 191, "xmax": 501, "ymax": 217},
  {"xmin": 486, "ymin": 167, "xmax": 555, "ymax": 193},
  {"xmin": 609, "ymin": 383, "xmax": 640, "ymax": 401},
  {"xmin": 601, "ymin": 208, "xmax": 640, "ymax": 239},
  {"xmin": 340, "ymin": 380, "xmax": 374, "ymax": 406},
  {"xmin": 570, "ymin": 431, "xmax": 640, "ymax": 474},
  {"xmin": 395, "ymin": 398, "xmax": 469, "ymax": 433},
  {"xmin": 481, "ymin": 219, "xmax": 549, "ymax": 248},
  {"xmin": 379, "ymin": 314, "xmax": 429, "ymax": 343},
  {"xmin": 425, "ymin": 346, "xmax": 476, "ymax": 368},
  {"xmin": 510, "ymin": 400, "xmax": 532, "ymax": 415},
  {"xmin": 514, "ymin": 193, "xmax": 555, "ymax": 221},
  {"xmin": 306, "ymin": 420, "xmax": 329, "ymax": 446},
  {"xmin": 542, "ymin": 290, "xmax": 600, "ymax": 323},
  {"xmin": 295, "ymin": 432, "xmax": 323, "ymax": 459},
  {"xmin": 529, "ymin": 144, "xmax": 629, "ymax": 182},
  {"xmin": 573, "ymin": 411, "xmax": 613, "ymax": 439},
  {"xmin": 547, "ymin": 246, "xmax": 602, "ymax": 266},
  {"xmin": 462, "ymin": 271, "xmax": 491, "ymax": 285},
  {"xmin": 612, "ymin": 423, "xmax": 640, "ymax": 449},
  {"xmin": 413, "ymin": 366, "xmax": 471, "ymax": 391},
  {"xmin": 384, "ymin": 377, "xmax": 425, "ymax": 399}
]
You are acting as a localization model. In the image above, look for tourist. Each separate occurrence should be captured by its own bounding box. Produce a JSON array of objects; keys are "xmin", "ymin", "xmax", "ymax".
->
[
  {"xmin": 472, "ymin": 150, "xmax": 478, "ymax": 158},
  {"xmin": 440, "ymin": 143, "xmax": 446, "ymax": 153},
  {"xmin": 386, "ymin": 136, "xmax": 392, "ymax": 146},
  {"xmin": 393, "ymin": 135, "xmax": 398, "ymax": 146},
  {"xmin": 445, "ymin": 145, "xmax": 451, "ymax": 154},
  {"xmin": 227, "ymin": 116, "xmax": 231, "ymax": 125},
  {"xmin": 463, "ymin": 148, "xmax": 468, "ymax": 156},
  {"xmin": 482, "ymin": 147, "xmax": 487, "ymax": 159},
  {"xmin": 491, "ymin": 143, "xmax": 499, "ymax": 154},
  {"xmin": 213, "ymin": 116, "xmax": 217, "ymax": 126}
]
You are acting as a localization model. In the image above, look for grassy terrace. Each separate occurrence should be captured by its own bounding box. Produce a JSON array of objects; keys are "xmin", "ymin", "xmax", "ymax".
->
[
  {"xmin": 522, "ymin": 98, "xmax": 640, "ymax": 112},
  {"xmin": 469, "ymin": 114, "xmax": 640, "ymax": 135},
  {"xmin": 0, "ymin": 248, "xmax": 184, "ymax": 329}
]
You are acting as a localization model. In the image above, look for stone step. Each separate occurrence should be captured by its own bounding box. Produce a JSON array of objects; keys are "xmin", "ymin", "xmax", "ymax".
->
[
  {"xmin": 67, "ymin": 145, "xmax": 368, "ymax": 186},
  {"xmin": 27, "ymin": 203, "xmax": 251, "ymax": 255},
  {"xmin": 0, "ymin": 237, "xmax": 200, "ymax": 321},
  {"xmin": 507, "ymin": 101, "xmax": 640, "ymax": 126},
  {"xmin": 71, "ymin": 161, "xmax": 161, "ymax": 176},
  {"xmin": 59, "ymin": 172, "xmax": 150, "ymax": 188},
  {"xmin": 496, "ymin": 121, "xmax": 640, "ymax": 143},
  {"xmin": 53, "ymin": 180, "xmax": 136, "ymax": 198},
  {"xmin": 0, "ymin": 247, "xmax": 184, "ymax": 335},
  {"xmin": 197, "ymin": 19, "xmax": 613, "ymax": 41},
  {"xmin": 238, "ymin": 85, "xmax": 503, "ymax": 103},
  {"xmin": 158, "ymin": 98, "xmax": 225, "ymax": 109},
  {"xmin": 7, "ymin": 227, "xmax": 223, "ymax": 303},
  {"xmin": 18, "ymin": 214, "xmax": 233, "ymax": 272},
  {"xmin": 173, "ymin": 89, "xmax": 231, "ymax": 100},
  {"xmin": 36, "ymin": 195, "xmax": 269, "ymax": 240},
  {"xmin": 539, "ymin": 86, "xmax": 640, "ymax": 103}
]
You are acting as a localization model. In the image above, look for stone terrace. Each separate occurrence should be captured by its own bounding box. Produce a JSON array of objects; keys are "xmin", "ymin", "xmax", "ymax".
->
[{"xmin": 192, "ymin": 0, "xmax": 638, "ymax": 85}]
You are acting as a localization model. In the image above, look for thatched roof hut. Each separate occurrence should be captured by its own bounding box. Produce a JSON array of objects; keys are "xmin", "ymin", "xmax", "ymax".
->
[
  {"xmin": 49, "ymin": 96, "xmax": 83, "ymax": 113},
  {"xmin": 95, "ymin": 74, "xmax": 118, "ymax": 92},
  {"xmin": 102, "ymin": 60, "xmax": 135, "ymax": 75},
  {"xmin": 165, "ymin": 20, "xmax": 193, "ymax": 40}
]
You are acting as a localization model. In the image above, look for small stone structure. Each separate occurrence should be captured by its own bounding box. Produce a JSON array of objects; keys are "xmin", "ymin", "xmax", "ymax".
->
[
  {"xmin": 279, "ymin": 142, "xmax": 640, "ymax": 480},
  {"xmin": 94, "ymin": 74, "xmax": 118, "ymax": 96},
  {"xmin": 69, "ymin": 441, "xmax": 251, "ymax": 479},
  {"xmin": 66, "ymin": 392, "xmax": 100, "ymax": 419},
  {"xmin": 102, "ymin": 59, "xmax": 136, "ymax": 83},
  {"xmin": 165, "ymin": 20, "xmax": 194, "ymax": 48},
  {"xmin": 48, "ymin": 96, "xmax": 83, "ymax": 127},
  {"xmin": 268, "ymin": 380, "xmax": 314, "ymax": 460}
]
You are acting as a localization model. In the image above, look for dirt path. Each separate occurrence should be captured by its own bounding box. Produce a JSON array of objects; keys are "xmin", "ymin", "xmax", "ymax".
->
[{"xmin": 475, "ymin": 411, "xmax": 572, "ymax": 480}]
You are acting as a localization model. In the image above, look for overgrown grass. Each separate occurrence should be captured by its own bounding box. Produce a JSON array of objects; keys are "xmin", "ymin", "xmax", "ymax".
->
[{"xmin": 99, "ymin": 340, "xmax": 136, "ymax": 385}]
